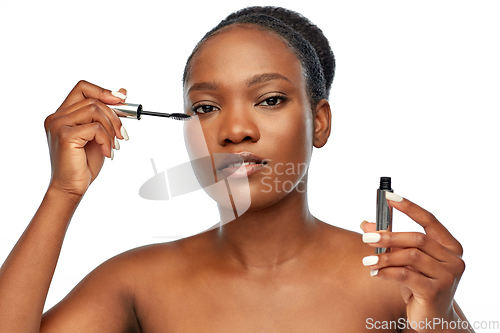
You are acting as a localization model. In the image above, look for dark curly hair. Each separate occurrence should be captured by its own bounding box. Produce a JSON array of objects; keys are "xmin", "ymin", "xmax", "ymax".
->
[{"xmin": 183, "ymin": 6, "xmax": 335, "ymax": 110}]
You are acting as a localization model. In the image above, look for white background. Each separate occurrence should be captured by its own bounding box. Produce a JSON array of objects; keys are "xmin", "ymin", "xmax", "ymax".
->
[{"xmin": 1, "ymin": 0, "xmax": 498, "ymax": 326}]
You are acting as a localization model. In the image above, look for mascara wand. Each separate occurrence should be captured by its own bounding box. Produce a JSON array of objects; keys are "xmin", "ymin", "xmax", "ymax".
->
[{"xmin": 109, "ymin": 103, "xmax": 191, "ymax": 121}]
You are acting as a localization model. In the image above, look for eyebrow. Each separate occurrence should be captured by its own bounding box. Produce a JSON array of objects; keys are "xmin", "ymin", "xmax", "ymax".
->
[
  {"xmin": 187, "ymin": 82, "xmax": 219, "ymax": 94},
  {"xmin": 246, "ymin": 73, "xmax": 291, "ymax": 87},
  {"xmin": 187, "ymin": 72, "xmax": 291, "ymax": 94}
]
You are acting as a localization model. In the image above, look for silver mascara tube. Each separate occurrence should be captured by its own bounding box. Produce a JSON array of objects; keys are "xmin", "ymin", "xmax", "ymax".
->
[{"xmin": 376, "ymin": 177, "xmax": 393, "ymax": 254}]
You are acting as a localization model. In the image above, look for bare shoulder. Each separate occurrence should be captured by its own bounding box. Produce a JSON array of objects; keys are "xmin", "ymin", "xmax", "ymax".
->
[
  {"xmin": 314, "ymin": 221, "xmax": 407, "ymax": 322},
  {"xmin": 117, "ymin": 230, "xmax": 216, "ymax": 274},
  {"xmin": 40, "ymin": 234, "xmax": 209, "ymax": 332},
  {"xmin": 315, "ymin": 220, "xmax": 376, "ymax": 257}
]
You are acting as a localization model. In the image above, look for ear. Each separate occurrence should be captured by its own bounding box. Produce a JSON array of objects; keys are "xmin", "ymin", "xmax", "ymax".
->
[{"xmin": 313, "ymin": 99, "xmax": 331, "ymax": 148}]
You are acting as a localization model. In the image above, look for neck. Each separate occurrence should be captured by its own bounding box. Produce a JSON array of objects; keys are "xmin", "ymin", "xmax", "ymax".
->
[{"xmin": 213, "ymin": 179, "xmax": 319, "ymax": 271}]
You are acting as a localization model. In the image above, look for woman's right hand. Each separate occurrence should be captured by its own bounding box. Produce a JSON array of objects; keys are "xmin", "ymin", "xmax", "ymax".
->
[{"xmin": 44, "ymin": 80, "xmax": 128, "ymax": 198}]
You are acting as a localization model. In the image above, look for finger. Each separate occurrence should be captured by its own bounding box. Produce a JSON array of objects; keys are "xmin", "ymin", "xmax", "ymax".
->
[
  {"xmin": 58, "ymin": 80, "xmax": 127, "ymax": 111},
  {"xmin": 360, "ymin": 220, "xmax": 377, "ymax": 233},
  {"xmin": 115, "ymin": 88, "xmax": 127, "ymax": 99},
  {"xmin": 58, "ymin": 98, "xmax": 123, "ymax": 139},
  {"xmin": 63, "ymin": 122, "xmax": 114, "ymax": 159},
  {"xmin": 370, "ymin": 266, "xmax": 434, "ymax": 299},
  {"xmin": 362, "ymin": 231, "xmax": 453, "ymax": 263},
  {"xmin": 363, "ymin": 248, "xmax": 444, "ymax": 279},
  {"xmin": 79, "ymin": 98, "xmax": 125, "ymax": 141},
  {"xmin": 386, "ymin": 195, "xmax": 463, "ymax": 255},
  {"xmin": 56, "ymin": 104, "xmax": 117, "ymax": 146}
]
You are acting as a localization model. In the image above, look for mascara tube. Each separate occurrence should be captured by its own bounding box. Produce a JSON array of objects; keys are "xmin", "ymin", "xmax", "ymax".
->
[
  {"xmin": 109, "ymin": 103, "xmax": 143, "ymax": 119},
  {"xmin": 376, "ymin": 177, "xmax": 393, "ymax": 254}
]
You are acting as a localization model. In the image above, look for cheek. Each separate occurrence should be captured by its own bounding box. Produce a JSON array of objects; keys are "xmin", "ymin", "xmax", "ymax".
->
[
  {"xmin": 184, "ymin": 116, "xmax": 211, "ymax": 160},
  {"xmin": 184, "ymin": 117, "xmax": 214, "ymax": 187},
  {"xmin": 260, "ymin": 107, "xmax": 314, "ymax": 192},
  {"xmin": 269, "ymin": 108, "xmax": 314, "ymax": 161}
]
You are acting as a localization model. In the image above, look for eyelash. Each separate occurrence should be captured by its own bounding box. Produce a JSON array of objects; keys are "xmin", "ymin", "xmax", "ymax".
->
[
  {"xmin": 190, "ymin": 103, "xmax": 219, "ymax": 114},
  {"xmin": 258, "ymin": 93, "xmax": 288, "ymax": 107},
  {"xmin": 190, "ymin": 94, "xmax": 288, "ymax": 115}
]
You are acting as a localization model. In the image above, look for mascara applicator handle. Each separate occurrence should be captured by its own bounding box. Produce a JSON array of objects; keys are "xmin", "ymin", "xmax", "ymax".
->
[{"xmin": 109, "ymin": 103, "xmax": 143, "ymax": 120}]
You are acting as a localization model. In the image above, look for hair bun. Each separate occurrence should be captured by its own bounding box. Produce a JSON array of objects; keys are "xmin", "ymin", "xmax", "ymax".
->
[{"xmin": 225, "ymin": 6, "xmax": 335, "ymax": 96}]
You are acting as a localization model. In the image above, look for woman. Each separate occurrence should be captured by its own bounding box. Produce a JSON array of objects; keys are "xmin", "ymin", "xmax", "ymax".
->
[{"xmin": 0, "ymin": 6, "xmax": 472, "ymax": 332}]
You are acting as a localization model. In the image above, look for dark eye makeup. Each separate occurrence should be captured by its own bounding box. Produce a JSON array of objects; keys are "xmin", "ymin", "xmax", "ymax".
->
[
  {"xmin": 258, "ymin": 93, "xmax": 288, "ymax": 107},
  {"xmin": 190, "ymin": 93, "xmax": 288, "ymax": 115},
  {"xmin": 191, "ymin": 103, "xmax": 220, "ymax": 114}
]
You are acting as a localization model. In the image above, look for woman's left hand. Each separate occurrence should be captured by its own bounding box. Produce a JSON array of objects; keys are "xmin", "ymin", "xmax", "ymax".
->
[{"xmin": 361, "ymin": 193, "xmax": 467, "ymax": 332}]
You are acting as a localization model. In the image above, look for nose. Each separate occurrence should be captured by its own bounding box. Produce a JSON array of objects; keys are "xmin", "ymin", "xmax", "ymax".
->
[{"xmin": 217, "ymin": 104, "xmax": 260, "ymax": 146}]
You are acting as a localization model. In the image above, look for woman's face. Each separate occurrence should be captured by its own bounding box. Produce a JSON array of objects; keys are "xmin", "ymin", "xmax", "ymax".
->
[{"xmin": 184, "ymin": 25, "xmax": 316, "ymax": 211}]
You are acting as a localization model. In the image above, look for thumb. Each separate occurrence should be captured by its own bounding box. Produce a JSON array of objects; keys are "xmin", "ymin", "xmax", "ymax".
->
[
  {"xmin": 107, "ymin": 88, "xmax": 128, "ymax": 105},
  {"xmin": 360, "ymin": 220, "xmax": 377, "ymax": 233}
]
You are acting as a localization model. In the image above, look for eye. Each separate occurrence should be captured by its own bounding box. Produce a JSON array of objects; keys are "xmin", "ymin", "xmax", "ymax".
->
[
  {"xmin": 191, "ymin": 104, "xmax": 220, "ymax": 114},
  {"xmin": 258, "ymin": 94, "xmax": 287, "ymax": 107}
]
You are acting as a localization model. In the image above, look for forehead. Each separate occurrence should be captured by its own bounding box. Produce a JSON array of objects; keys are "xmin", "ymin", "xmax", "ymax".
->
[{"xmin": 185, "ymin": 25, "xmax": 305, "ymax": 92}]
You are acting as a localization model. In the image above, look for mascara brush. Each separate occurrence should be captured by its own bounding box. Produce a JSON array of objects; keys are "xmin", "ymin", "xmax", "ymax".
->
[{"xmin": 109, "ymin": 103, "xmax": 191, "ymax": 121}]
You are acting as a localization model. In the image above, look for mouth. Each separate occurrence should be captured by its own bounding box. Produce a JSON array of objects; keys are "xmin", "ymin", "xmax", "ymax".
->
[
  {"xmin": 216, "ymin": 151, "xmax": 269, "ymax": 178},
  {"xmin": 216, "ymin": 151, "xmax": 268, "ymax": 170}
]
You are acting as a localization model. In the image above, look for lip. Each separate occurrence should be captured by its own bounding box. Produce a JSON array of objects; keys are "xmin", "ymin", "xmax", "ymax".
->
[
  {"xmin": 216, "ymin": 151, "xmax": 267, "ymax": 170},
  {"xmin": 215, "ymin": 151, "xmax": 270, "ymax": 179}
]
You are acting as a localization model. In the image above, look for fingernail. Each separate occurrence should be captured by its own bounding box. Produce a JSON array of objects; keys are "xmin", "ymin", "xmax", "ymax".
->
[
  {"xmin": 114, "ymin": 137, "xmax": 120, "ymax": 150},
  {"xmin": 111, "ymin": 148, "xmax": 114, "ymax": 160},
  {"xmin": 362, "ymin": 255, "xmax": 379, "ymax": 266},
  {"xmin": 111, "ymin": 91, "xmax": 127, "ymax": 100},
  {"xmin": 385, "ymin": 192, "xmax": 403, "ymax": 202},
  {"xmin": 362, "ymin": 233, "xmax": 381, "ymax": 243},
  {"xmin": 120, "ymin": 126, "xmax": 129, "ymax": 141},
  {"xmin": 370, "ymin": 269, "xmax": 379, "ymax": 276}
]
